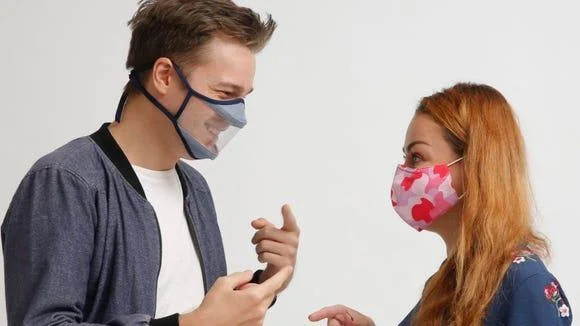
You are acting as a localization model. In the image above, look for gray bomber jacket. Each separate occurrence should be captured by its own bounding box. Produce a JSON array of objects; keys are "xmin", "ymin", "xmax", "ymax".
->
[{"xmin": 2, "ymin": 123, "xmax": 229, "ymax": 325}]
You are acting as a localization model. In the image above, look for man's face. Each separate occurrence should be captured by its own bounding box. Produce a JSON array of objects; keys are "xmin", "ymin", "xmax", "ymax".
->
[{"xmin": 165, "ymin": 36, "xmax": 256, "ymax": 157}]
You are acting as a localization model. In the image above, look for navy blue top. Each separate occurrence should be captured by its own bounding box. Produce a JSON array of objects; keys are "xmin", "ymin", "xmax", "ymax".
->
[{"xmin": 400, "ymin": 253, "xmax": 573, "ymax": 325}]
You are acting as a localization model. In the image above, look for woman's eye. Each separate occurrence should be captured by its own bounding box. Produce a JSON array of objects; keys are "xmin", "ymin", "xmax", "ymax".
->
[{"xmin": 404, "ymin": 153, "xmax": 423, "ymax": 167}]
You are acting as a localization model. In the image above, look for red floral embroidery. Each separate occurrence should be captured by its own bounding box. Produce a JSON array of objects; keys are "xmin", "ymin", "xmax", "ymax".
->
[
  {"xmin": 544, "ymin": 282, "xmax": 559, "ymax": 302},
  {"xmin": 543, "ymin": 281, "xmax": 571, "ymax": 318}
]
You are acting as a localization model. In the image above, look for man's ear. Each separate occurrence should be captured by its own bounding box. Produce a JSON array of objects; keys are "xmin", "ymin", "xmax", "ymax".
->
[{"xmin": 149, "ymin": 57, "xmax": 174, "ymax": 96}]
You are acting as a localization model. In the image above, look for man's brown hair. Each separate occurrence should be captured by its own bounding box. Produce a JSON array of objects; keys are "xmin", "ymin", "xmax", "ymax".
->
[{"xmin": 124, "ymin": 0, "xmax": 276, "ymax": 94}]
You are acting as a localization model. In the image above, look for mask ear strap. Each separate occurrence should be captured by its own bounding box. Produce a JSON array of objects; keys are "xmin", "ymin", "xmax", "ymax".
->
[
  {"xmin": 129, "ymin": 70, "xmax": 177, "ymax": 122},
  {"xmin": 449, "ymin": 156, "xmax": 465, "ymax": 199},
  {"xmin": 114, "ymin": 89, "xmax": 129, "ymax": 122},
  {"xmin": 171, "ymin": 60, "xmax": 244, "ymax": 105},
  {"xmin": 448, "ymin": 156, "xmax": 464, "ymax": 167},
  {"xmin": 175, "ymin": 92, "xmax": 193, "ymax": 119}
]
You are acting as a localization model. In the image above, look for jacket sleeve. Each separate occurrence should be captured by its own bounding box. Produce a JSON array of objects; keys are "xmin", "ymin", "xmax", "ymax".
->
[
  {"xmin": 1, "ymin": 167, "xmax": 153, "ymax": 326},
  {"xmin": 507, "ymin": 272, "xmax": 573, "ymax": 325}
]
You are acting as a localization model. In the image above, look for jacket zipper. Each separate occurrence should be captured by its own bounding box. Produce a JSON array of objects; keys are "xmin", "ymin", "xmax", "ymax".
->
[
  {"xmin": 184, "ymin": 203, "xmax": 208, "ymax": 293},
  {"xmin": 151, "ymin": 210, "xmax": 163, "ymax": 317}
]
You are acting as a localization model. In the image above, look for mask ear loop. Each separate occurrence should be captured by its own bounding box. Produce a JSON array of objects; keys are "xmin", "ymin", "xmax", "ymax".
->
[
  {"xmin": 447, "ymin": 156, "xmax": 464, "ymax": 167},
  {"xmin": 448, "ymin": 156, "xmax": 466, "ymax": 199},
  {"xmin": 114, "ymin": 89, "xmax": 129, "ymax": 122}
]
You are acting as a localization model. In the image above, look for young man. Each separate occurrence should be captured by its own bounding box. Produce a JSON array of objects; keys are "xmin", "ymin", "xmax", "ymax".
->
[{"xmin": 2, "ymin": 1, "xmax": 299, "ymax": 325}]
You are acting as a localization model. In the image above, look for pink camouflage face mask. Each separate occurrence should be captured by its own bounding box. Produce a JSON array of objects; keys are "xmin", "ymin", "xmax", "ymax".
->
[{"xmin": 390, "ymin": 157, "xmax": 463, "ymax": 231}]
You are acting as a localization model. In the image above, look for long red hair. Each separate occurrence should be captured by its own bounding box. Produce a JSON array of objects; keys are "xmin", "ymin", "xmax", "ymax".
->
[{"xmin": 412, "ymin": 83, "xmax": 548, "ymax": 325}]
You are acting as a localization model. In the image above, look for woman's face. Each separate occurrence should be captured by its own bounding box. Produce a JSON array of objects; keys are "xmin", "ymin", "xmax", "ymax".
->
[
  {"xmin": 403, "ymin": 113, "xmax": 464, "ymax": 230},
  {"xmin": 403, "ymin": 113, "xmax": 463, "ymax": 189}
]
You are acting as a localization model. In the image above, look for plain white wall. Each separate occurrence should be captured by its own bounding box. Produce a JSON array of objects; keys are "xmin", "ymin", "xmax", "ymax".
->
[{"xmin": 1, "ymin": 0, "xmax": 579, "ymax": 325}]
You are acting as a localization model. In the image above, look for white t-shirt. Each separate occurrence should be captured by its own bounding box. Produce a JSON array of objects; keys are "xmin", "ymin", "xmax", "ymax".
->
[{"xmin": 132, "ymin": 165, "xmax": 205, "ymax": 318}]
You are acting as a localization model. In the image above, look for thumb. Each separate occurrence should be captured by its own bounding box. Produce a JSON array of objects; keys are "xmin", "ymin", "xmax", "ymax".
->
[
  {"xmin": 219, "ymin": 270, "xmax": 254, "ymax": 290},
  {"xmin": 281, "ymin": 204, "xmax": 300, "ymax": 233},
  {"xmin": 257, "ymin": 265, "xmax": 293, "ymax": 295},
  {"xmin": 237, "ymin": 283, "xmax": 258, "ymax": 291}
]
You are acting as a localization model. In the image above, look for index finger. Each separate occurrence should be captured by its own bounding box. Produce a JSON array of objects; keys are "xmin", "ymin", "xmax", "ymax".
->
[
  {"xmin": 308, "ymin": 305, "xmax": 352, "ymax": 322},
  {"xmin": 251, "ymin": 218, "xmax": 276, "ymax": 230},
  {"xmin": 255, "ymin": 266, "xmax": 293, "ymax": 295}
]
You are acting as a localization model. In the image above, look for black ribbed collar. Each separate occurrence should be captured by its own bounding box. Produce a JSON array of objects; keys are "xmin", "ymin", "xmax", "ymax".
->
[
  {"xmin": 90, "ymin": 123, "xmax": 189, "ymax": 200},
  {"xmin": 90, "ymin": 123, "xmax": 147, "ymax": 197}
]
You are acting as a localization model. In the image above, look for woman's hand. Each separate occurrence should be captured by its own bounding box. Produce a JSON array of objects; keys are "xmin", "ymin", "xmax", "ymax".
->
[{"xmin": 309, "ymin": 305, "xmax": 375, "ymax": 326}]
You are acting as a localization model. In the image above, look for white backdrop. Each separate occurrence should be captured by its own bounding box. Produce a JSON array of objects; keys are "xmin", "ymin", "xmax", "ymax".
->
[{"xmin": 0, "ymin": 0, "xmax": 579, "ymax": 325}]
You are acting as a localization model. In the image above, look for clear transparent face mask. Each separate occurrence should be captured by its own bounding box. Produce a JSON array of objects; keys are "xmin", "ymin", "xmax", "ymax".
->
[
  {"xmin": 115, "ymin": 59, "xmax": 247, "ymax": 160},
  {"xmin": 175, "ymin": 94, "xmax": 246, "ymax": 159}
]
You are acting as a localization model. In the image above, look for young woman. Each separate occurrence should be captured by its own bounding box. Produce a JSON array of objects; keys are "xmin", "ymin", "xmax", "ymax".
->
[{"xmin": 309, "ymin": 83, "xmax": 573, "ymax": 325}]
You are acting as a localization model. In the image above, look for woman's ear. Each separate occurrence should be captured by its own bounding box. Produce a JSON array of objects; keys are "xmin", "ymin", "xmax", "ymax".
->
[{"xmin": 453, "ymin": 160, "xmax": 465, "ymax": 196}]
